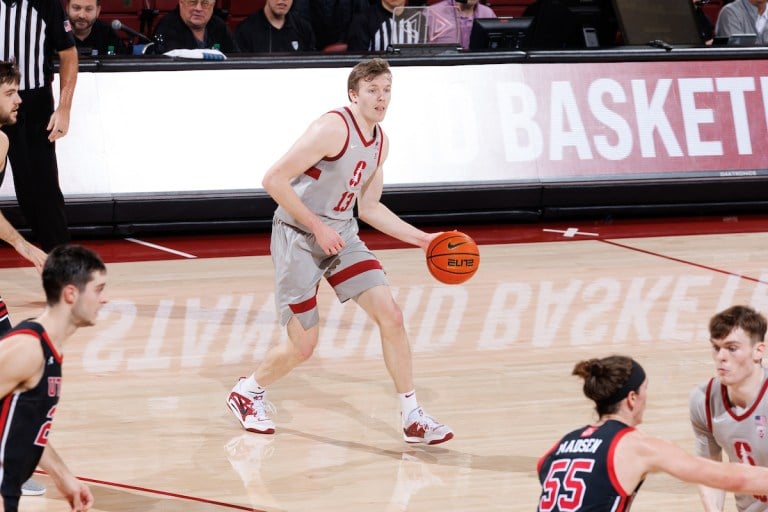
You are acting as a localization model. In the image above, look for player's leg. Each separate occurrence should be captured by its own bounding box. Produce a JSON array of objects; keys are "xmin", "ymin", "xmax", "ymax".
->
[
  {"xmin": 227, "ymin": 318, "xmax": 320, "ymax": 434},
  {"xmin": 227, "ymin": 219, "xmax": 325, "ymax": 434},
  {"xmin": 355, "ymin": 285, "xmax": 414, "ymax": 392},
  {"xmin": 327, "ymin": 231, "xmax": 453, "ymax": 446},
  {"xmin": 355, "ymin": 285, "xmax": 453, "ymax": 445},
  {"xmin": 255, "ymin": 317, "xmax": 320, "ymax": 386}
]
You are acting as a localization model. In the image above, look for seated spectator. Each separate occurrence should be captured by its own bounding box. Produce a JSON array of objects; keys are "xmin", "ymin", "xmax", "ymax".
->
[
  {"xmin": 347, "ymin": 0, "xmax": 415, "ymax": 52},
  {"xmin": 235, "ymin": 0, "xmax": 316, "ymax": 52},
  {"xmin": 427, "ymin": 0, "xmax": 495, "ymax": 49},
  {"xmin": 715, "ymin": 0, "xmax": 768, "ymax": 45},
  {"xmin": 153, "ymin": 0, "xmax": 238, "ymax": 53},
  {"xmin": 292, "ymin": 0, "xmax": 370, "ymax": 51},
  {"xmin": 67, "ymin": 0, "xmax": 127, "ymax": 55}
]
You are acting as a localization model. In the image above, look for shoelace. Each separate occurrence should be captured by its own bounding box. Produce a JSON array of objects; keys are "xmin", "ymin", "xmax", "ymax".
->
[
  {"xmin": 248, "ymin": 394, "xmax": 276, "ymax": 421},
  {"xmin": 409, "ymin": 408, "xmax": 442, "ymax": 431}
]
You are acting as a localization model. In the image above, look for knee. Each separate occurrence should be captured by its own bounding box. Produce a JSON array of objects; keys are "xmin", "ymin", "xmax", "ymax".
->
[
  {"xmin": 292, "ymin": 341, "xmax": 316, "ymax": 363},
  {"xmin": 287, "ymin": 321, "xmax": 319, "ymax": 363},
  {"xmin": 377, "ymin": 300, "xmax": 405, "ymax": 333}
]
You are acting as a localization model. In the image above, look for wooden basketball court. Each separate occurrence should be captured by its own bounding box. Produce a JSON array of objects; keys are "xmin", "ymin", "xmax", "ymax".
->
[{"xmin": 6, "ymin": 215, "xmax": 767, "ymax": 511}]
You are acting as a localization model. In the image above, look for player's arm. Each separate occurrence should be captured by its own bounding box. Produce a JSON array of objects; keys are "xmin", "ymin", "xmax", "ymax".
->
[
  {"xmin": 689, "ymin": 383, "xmax": 726, "ymax": 511},
  {"xmin": 262, "ymin": 113, "xmax": 348, "ymax": 255},
  {"xmin": 0, "ymin": 210, "xmax": 47, "ymax": 273},
  {"xmin": 357, "ymin": 135, "xmax": 437, "ymax": 250},
  {"xmin": 0, "ymin": 135, "xmax": 48, "ymax": 273},
  {"xmin": 38, "ymin": 443, "xmax": 94, "ymax": 512},
  {"xmin": 636, "ymin": 433, "xmax": 768, "ymax": 497},
  {"xmin": 691, "ymin": 421, "xmax": 726, "ymax": 512},
  {"xmin": 0, "ymin": 334, "xmax": 44, "ymax": 398}
]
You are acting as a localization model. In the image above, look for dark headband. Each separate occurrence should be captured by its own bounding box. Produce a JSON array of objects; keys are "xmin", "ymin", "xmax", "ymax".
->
[{"xmin": 603, "ymin": 359, "xmax": 646, "ymax": 406}]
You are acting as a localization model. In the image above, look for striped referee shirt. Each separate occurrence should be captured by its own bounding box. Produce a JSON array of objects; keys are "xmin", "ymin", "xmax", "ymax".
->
[
  {"xmin": 0, "ymin": 0, "xmax": 75, "ymax": 90},
  {"xmin": 347, "ymin": 3, "xmax": 423, "ymax": 52}
]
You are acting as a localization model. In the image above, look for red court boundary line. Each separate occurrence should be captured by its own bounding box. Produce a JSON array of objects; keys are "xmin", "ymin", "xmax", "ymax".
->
[
  {"xmin": 599, "ymin": 239, "xmax": 768, "ymax": 285},
  {"xmin": 34, "ymin": 471, "xmax": 265, "ymax": 512}
]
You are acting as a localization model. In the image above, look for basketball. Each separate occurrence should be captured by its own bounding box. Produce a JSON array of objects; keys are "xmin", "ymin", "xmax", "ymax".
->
[{"xmin": 426, "ymin": 231, "xmax": 480, "ymax": 285}]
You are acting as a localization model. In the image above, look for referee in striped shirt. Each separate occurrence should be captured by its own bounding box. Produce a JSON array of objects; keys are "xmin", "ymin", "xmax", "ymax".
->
[{"xmin": 0, "ymin": 0, "xmax": 78, "ymax": 252}]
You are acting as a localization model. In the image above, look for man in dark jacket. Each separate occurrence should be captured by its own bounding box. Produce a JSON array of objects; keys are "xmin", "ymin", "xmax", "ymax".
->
[
  {"xmin": 67, "ymin": 0, "xmax": 127, "ymax": 55},
  {"xmin": 293, "ymin": 0, "xmax": 370, "ymax": 50},
  {"xmin": 235, "ymin": 0, "xmax": 315, "ymax": 52},
  {"xmin": 153, "ymin": 0, "xmax": 238, "ymax": 53}
]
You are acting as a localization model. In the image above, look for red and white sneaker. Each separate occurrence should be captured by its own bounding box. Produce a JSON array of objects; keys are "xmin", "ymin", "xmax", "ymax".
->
[
  {"xmin": 227, "ymin": 377, "xmax": 276, "ymax": 434},
  {"xmin": 402, "ymin": 407, "xmax": 454, "ymax": 445}
]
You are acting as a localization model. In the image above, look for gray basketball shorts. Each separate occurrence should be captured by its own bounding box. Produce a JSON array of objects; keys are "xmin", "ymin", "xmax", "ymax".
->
[{"xmin": 271, "ymin": 218, "xmax": 389, "ymax": 330}]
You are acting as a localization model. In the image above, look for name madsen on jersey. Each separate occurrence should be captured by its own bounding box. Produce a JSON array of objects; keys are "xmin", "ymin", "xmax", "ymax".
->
[{"xmin": 556, "ymin": 438, "xmax": 603, "ymax": 455}]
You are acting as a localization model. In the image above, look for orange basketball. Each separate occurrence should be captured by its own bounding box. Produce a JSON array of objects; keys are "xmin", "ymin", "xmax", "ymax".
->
[{"xmin": 426, "ymin": 231, "xmax": 480, "ymax": 285}]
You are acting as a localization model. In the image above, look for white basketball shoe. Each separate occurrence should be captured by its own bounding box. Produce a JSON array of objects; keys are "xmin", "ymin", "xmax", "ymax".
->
[
  {"xmin": 227, "ymin": 377, "xmax": 276, "ymax": 434},
  {"xmin": 402, "ymin": 407, "xmax": 454, "ymax": 445}
]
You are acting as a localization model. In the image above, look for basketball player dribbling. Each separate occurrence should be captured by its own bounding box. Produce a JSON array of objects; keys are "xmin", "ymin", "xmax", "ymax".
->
[
  {"xmin": 0, "ymin": 245, "xmax": 107, "ymax": 512},
  {"xmin": 227, "ymin": 58, "xmax": 453, "ymax": 445},
  {"xmin": 689, "ymin": 305, "xmax": 768, "ymax": 512}
]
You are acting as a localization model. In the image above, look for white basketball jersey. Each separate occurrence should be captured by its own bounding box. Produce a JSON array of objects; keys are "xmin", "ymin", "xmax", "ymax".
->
[
  {"xmin": 274, "ymin": 107, "xmax": 384, "ymax": 233},
  {"xmin": 690, "ymin": 369, "xmax": 768, "ymax": 511}
]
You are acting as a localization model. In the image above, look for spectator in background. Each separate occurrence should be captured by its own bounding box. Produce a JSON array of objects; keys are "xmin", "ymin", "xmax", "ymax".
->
[
  {"xmin": 715, "ymin": 0, "xmax": 768, "ymax": 45},
  {"xmin": 235, "ymin": 0, "xmax": 316, "ymax": 52},
  {"xmin": 0, "ymin": 0, "xmax": 77, "ymax": 254},
  {"xmin": 292, "ymin": 0, "xmax": 370, "ymax": 51},
  {"xmin": 67, "ymin": 0, "xmax": 127, "ymax": 55},
  {"xmin": 347, "ymin": 0, "xmax": 415, "ymax": 52},
  {"xmin": 153, "ymin": 0, "xmax": 238, "ymax": 53},
  {"xmin": 427, "ymin": 0, "xmax": 495, "ymax": 49}
]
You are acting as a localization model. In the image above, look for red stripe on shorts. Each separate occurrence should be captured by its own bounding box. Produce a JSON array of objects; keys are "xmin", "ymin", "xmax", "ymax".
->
[
  {"xmin": 290, "ymin": 295, "xmax": 318, "ymax": 315},
  {"xmin": 327, "ymin": 260, "xmax": 383, "ymax": 287},
  {"xmin": 304, "ymin": 167, "xmax": 322, "ymax": 180}
]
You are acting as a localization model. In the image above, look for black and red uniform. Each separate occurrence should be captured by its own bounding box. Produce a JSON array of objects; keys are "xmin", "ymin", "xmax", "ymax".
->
[
  {"xmin": 0, "ymin": 321, "xmax": 62, "ymax": 512},
  {"xmin": 537, "ymin": 419, "xmax": 643, "ymax": 512}
]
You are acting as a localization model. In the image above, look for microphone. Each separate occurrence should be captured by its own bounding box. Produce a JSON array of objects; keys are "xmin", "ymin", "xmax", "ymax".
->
[
  {"xmin": 648, "ymin": 39, "xmax": 673, "ymax": 51},
  {"xmin": 111, "ymin": 19, "xmax": 152, "ymax": 43}
]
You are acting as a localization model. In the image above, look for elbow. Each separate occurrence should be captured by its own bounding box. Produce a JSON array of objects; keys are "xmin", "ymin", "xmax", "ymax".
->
[
  {"xmin": 357, "ymin": 203, "xmax": 372, "ymax": 224},
  {"xmin": 261, "ymin": 173, "xmax": 274, "ymax": 194}
]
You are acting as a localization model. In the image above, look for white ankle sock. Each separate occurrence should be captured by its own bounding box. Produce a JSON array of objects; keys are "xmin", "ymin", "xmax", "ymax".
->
[
  {"xmin": 399, "ymin": 390, "xmax": 418, "ymax": 418},
  {"xmin": 242, "ymin": 375, "xmax": 265, "ymax": 395}
]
